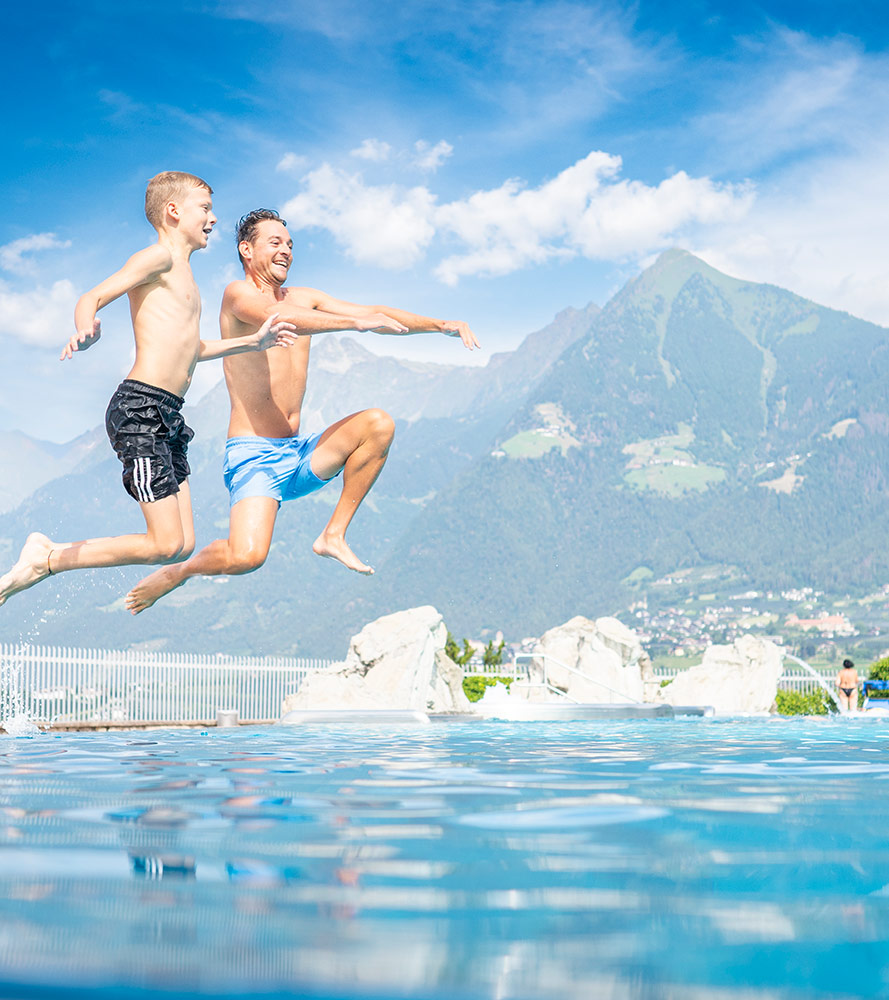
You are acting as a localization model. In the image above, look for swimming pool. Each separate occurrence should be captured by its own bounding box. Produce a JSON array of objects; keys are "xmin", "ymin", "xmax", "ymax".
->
[{"xmin": 1, "ymin": 717, "xmax": 888, "ymax": 999}]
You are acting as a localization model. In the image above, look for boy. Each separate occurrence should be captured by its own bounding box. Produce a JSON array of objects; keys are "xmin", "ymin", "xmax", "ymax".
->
[{"xmin": 0, "ymin": 171, "xmax": 295, "ymax": 607}]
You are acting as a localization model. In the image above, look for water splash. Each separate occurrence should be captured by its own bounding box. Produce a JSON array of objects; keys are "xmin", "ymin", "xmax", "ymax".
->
[
  {"xmin": 2, "ymin": 713, "xmax": 40, "ymax": 737},
  {"xmin": 783, "ymin": 652, "xmax": 843, "ymax": 714},
  {"xmin": 1, "ymin": 646, "xmax": 41, "ymax": 736}
]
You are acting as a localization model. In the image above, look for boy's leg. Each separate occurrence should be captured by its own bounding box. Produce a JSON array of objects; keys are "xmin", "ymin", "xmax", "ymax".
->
[
  {"xmin": 0, "ymin": 493, "xmax": 188, "ymax": 607},
  {"xmin": 310, "ymin": 408, "xmax": 395, "ymax": 575},
  {"xmin": 176, "ymin": 480, "xmax": 196, "ymax": 558},
  {"xmin": 125, "ymin": 496, "xmax": 279, "ymax": 614}
]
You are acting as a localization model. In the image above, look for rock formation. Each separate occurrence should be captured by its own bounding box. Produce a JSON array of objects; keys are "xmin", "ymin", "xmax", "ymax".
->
[
  {"xmin": 281, "ymin": 605, "xmax": 471, "ymax": 715},
  {"xmin": 513, "ymin": 615, "xmax": 650, "ymax": 703},
  {"xmin": 654, "ymin": 635, "xmax": 782, "ymax": 714}
]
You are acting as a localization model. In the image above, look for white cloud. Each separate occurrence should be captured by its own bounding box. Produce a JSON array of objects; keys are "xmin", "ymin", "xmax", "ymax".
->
[
  {"xmin": 350, "ymin": 138, "xmax": 391, "ymax": 162},
  {"xmin": 276, "ymin": 152, "xmax": 309, "ymax": 173},
  {"xmin": 0, "ymin": 278, "xmax": 79, "ymax": 347},
  {"xmin": 281, "ymin": 150, "xmax": 753, "ymax": 283},
  {"xmin": 692, "ymin": 141, "xmax": 889, "ymax": 329},
  {"xmin": 414, "ymin": 140, "xmax": 453, "ymax": 172},
  {"xmin": 282, "ymin": 164, "xmax": 436, "ymax": 269},
  {"xmin": 432, "ymin": 151, "xmax": 751, "ymax": 284},
  {"xmin": 0, "ymin": 233, "xmax": 72, "ymax": 276}
]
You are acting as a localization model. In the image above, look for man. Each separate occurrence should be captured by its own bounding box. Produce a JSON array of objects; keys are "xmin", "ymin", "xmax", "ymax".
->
[{"xmin": 126, "ymin": 209, "xmax": 478, "ymax": 613}]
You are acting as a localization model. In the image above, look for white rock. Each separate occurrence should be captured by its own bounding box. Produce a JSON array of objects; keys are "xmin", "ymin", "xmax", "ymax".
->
[
  {"xmin": 655, "ymin": 635, "xmax": 782, "ymax": 714},
  {"xmin": 519, "ymin": 615, "xmax": 647, "ymax": 704},
  {"xmin": 282, "ymin": 606, "xmax": 472, "ymax": 715}
]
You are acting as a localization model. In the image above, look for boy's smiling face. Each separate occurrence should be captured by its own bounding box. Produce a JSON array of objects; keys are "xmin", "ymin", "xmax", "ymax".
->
[{"xmin": 172, "ymin": 186, "xmax": 216, "ymax": 249}]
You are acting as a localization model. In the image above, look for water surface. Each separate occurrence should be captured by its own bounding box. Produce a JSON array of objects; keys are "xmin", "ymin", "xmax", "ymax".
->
[{"xmin": 1, "ymin": 718, "xmax": 888, "ymax": 999}]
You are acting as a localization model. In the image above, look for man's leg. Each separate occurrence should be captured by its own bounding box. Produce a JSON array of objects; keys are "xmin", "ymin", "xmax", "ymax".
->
[
  {"xmin": 125, "ymin": 496, "xmax": 279, "ymax": 614},
  {"xmin": 0, "ymin": 493, "xmax": 190, "ymax": 608},
  {"xmin": 310, "ymin": 408, "xmax": 395, "ymax": 575}
]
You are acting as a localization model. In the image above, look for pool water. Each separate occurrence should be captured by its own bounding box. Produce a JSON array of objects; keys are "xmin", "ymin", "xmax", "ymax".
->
[{"xmin": 1, "ymin": 718, "xmax": 888, "ymax": 999}]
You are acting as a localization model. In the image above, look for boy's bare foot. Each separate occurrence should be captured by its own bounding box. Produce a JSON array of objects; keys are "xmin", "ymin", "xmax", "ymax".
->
[
  {"xmin": 312, "ymin": 533, "xmax": 374, "ymax": 575},
  {"xmin": 125, "ymin": 566, "xmax": 185, "ymax": 614},
  {"xmin": 0, "ymin": 533, "xmax": 55, "ymax": 607}
]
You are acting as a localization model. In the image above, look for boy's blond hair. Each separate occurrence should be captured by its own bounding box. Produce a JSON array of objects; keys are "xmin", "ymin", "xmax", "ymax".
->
[{"xmin": 145, "ymin": 171, "xmax": 213, "ymax": 229}]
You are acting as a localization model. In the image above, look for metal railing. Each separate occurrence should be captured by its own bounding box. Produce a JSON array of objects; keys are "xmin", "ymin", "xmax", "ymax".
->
[
  {"xmin": 0, "ymin": 643, "xmax": 331, "ymax": 726},
  {"xmin": 511, "ymin": 652, "xmax": 642, "ymax": 704}
]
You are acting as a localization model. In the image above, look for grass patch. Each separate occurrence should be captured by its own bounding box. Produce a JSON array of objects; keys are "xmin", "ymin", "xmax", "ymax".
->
[
  {"xmin": 624, "ymin": 463, "xmax": 726, "ymax": 497},
  {"xmin": 500, "ymin": 429, "xmax": 576, "ymax": 459}
]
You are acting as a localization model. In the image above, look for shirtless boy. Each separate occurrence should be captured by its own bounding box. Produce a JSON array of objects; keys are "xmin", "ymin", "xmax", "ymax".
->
[
  {"xmin": 0, "ymin": 174, "xmax": 295, "ymax": 607},
  {"xmin": 126, "ymin": 208, "xmax": 478, "ymax": 613}
]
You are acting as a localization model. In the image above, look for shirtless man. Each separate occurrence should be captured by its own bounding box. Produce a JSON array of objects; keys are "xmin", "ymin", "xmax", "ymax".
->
[
  {"xmin": 0, "ymin": 174, "xmax": 295, "ymax": 607},
  {"xmin": 126, "ymin": 208, "xmax": 478, "ymax": 613},
  {"xmin": 836, "ymin": 658, "xmax": 859, "ymax": 712}
]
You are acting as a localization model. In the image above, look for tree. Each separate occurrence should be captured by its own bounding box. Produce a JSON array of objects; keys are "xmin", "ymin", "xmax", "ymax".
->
[
  {"xmin": 482, "ymin": 639, "xmax": 506, "ymax": 668},
  {"xmin": 445, "ymin": 631, "xmax": 475, "ymax": 666}
]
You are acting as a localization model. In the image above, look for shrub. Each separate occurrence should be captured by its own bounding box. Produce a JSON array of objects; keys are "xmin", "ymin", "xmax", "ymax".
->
[
  {"xmin": 463, "ymin": 675, "xmax": 513, "ymax": 703},
  {"xmin": 867, "ymin": 657, "xmax": 889, "ymax": 698},
  {"xmin": 775, "ymin": 688, "xmax": 832, "ymax": 716}
]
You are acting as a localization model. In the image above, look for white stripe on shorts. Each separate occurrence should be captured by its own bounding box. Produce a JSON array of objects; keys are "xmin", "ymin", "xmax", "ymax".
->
[{"xmin": 133, "ymin": 457, "xmax": 154, "ymax": 502}]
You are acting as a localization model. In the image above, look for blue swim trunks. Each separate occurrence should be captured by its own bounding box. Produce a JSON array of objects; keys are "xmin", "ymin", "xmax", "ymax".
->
[{"xmin": 222, "ymin": 433, "xmax": 336, "ymax": 507}]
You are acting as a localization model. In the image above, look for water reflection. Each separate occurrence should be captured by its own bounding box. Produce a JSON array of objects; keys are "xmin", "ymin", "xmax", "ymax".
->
[{"xmin": 0, "ymin": 720, "xmax": 888, "ymax": 998}]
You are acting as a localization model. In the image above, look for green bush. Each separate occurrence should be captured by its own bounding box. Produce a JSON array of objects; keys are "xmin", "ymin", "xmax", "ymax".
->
[
  {"xmin": 463, "ymin": 675, "xmax": 513, "ymax": 703},
  {"xmin": 775, "ymin": 688, "xmax": 832, "ymax": 716},
  {"xmin": 867, "ymin": 657, "xmax": 889, "ymax": 698}
]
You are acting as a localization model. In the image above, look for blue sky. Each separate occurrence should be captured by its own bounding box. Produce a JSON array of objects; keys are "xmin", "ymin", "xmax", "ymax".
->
[{"xmin": 2, "ymin": 0, "xmax": 888, "ymax": 440}]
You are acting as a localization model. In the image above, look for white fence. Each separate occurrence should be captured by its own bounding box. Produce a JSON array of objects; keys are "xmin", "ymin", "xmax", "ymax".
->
[
  {"xmin": 0, "ymin": 644, "xmax": 332, "ymax": 725},
  {"xmin": 654, "ymin": 661, "xmax": 838, "ymax": 696}
]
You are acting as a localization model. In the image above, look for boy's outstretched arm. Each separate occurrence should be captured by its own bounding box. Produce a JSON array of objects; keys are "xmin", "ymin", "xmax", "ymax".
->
[
  {"xmin": 61, "ymin": 245, "xmax": 173, "ymax": 360},
  {"xmin": 196, "ymin": 313, "xmax": 298, "ymax": 362}
]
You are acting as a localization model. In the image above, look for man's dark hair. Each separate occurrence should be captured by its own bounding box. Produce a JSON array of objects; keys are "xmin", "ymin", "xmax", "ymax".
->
[
  {"xmin": 236, "ymin": 209, "xmax": 287, "ymax": 264},
  {"xmin": 843, "ymin": 659, "xmax": 855, "ymax": 669}
]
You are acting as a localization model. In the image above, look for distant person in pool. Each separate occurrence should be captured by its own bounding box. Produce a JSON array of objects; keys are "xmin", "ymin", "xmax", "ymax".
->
[
  {"xmin": 0, "ymin": 174, "xmax": 296, "ymax": 609},
  {"xmin": 836, "ymin": 658, "xmax": 859, "ymax": 712},
  {"xmin": 125, "ymin": 208, "xmax": 479, "ymax": 613}
]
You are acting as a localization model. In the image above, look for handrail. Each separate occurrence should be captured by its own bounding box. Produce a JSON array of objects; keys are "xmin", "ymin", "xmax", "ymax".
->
[{"xmin": 513, "ymin": 652, "xmax": 642, "ymax": 705}]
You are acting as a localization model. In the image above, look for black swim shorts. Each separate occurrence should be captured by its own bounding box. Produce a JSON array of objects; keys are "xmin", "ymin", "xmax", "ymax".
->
[{"xmin": 105, "ymin": 379, "xmax": 194, "ymax": 503}]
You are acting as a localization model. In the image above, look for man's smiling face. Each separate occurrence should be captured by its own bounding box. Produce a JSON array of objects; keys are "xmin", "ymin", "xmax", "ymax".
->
[{"xmin": 240, "ymin": 219, "xmax": 293, "ymax": 286}]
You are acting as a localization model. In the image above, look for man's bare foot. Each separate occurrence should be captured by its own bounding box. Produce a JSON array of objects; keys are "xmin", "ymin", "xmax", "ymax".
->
[
  {"xmin": 125, "ymin": 565, "xmax": 185, "ymax": 615},
  {"xmin": 312, "ymin": 533, "xmax": 374, "ymax": 575},
  {"xmin": 0, "ymin": 533, "xmax": 55, "ymax": 607}
]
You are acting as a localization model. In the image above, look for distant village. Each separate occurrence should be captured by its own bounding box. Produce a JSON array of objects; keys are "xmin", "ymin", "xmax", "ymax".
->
[
  {"xmin": 457, "ymin": 582, "xmax": 889, "ymax": 675},
  {"xmin": 624, "ymin": 582, "xmax": 889, "ymax": 668}
]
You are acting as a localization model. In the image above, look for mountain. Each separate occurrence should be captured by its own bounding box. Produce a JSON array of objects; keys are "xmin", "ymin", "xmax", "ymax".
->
[
  {"xmin": 0, "ymin": 428, "xmax": 107, "ymax": 514},
  {"xmin": 3, "ymin": 249, "xmax": 888, "ymax": 656},
  {"xmin": 0, "ymin": 304, "xmax": 596, "ymax": 654},
  {"xmin": 347, "ymin": 249, "xmax": 889, "ymax": 642}
]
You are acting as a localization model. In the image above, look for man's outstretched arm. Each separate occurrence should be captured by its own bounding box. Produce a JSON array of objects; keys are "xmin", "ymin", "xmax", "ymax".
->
[
  {"xmin": 310, "ymin": 291, "xmax": 480, "ymax": 351},
  {"xmin": 224, "ymin": 282, "xmax": 408, "ymax": 337}
]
